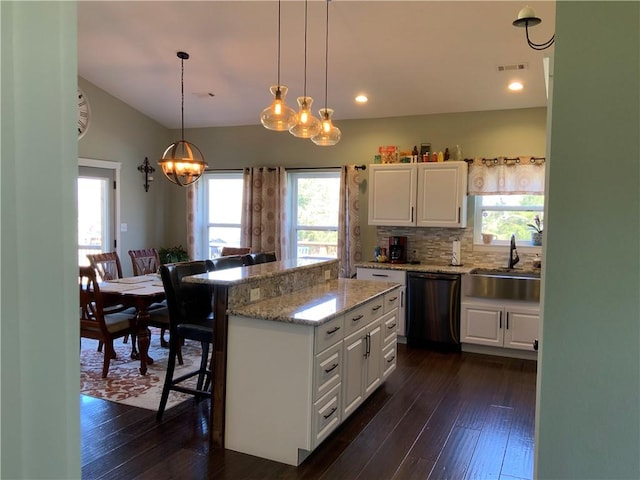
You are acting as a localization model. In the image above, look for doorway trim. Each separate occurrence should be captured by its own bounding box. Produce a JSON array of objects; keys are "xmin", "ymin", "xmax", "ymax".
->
[{"xmin": 78, "ymin": 157, "xmax": 122, "ymax": 258}]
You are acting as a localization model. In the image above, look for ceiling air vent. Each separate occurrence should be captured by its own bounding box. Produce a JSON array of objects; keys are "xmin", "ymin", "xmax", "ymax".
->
[{"xmin": 497, "ymin": 63, "xmax": 528, "ymax": 72}]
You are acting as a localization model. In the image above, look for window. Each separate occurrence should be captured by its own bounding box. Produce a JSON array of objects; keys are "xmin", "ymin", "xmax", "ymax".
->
[
  {"xmin": 474, "ymin": 194, "xmax": 544, "ymax": 246},
  {"xmin": 203, "ymin": 172, "xmax": 244, "ymax": 258},
  {"xmin": 288, "ymin": 170, "xmax": 341, "ymax": 260}
]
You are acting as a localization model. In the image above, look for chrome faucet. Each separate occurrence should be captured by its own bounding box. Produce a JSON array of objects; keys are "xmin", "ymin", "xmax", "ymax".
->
[{"xmin": 508, "ymin": 234, "xmax": 520, "ymax": 269}]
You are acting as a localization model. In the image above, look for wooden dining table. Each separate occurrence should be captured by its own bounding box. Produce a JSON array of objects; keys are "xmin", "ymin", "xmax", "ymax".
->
[{"xmin": 99, "ymin": 274, "xmax": 166, "ymax": 375}]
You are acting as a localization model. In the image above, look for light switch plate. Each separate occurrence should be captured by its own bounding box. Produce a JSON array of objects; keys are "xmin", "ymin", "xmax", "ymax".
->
[
  {"xmin": 324, "ymin": 270, "xmax": 331, "ymax": 280},
  {"xmin": 120, "ymin": 223, "xmax": 128, "ymax": 232},
  {"xmin": 250, "ymin": 288, "xmax": 260, "ymax": 302}
]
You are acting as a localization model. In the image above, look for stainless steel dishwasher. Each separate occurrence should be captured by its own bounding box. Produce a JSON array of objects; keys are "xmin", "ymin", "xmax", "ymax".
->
[{"xmin": 406, "ymin": 272, "xmax": 461, "ymax": 350}]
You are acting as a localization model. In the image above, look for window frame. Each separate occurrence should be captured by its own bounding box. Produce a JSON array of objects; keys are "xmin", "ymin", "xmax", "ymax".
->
[
  {"xmin": 473, "ymin": 194, "xmax": 544, "ymax": 248},
  {"xmin": 202, "ymin": 171, "xmax": 244, "ymax": 259},
  {"xmin": 287, "ymin": 169, "xmax": 341, "ymax": 260}
]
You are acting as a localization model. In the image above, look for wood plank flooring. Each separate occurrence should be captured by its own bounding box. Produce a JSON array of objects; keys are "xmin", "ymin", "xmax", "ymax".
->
[{"xmin": 81, "ymin": 344, "xmax": 537, "ymax": 479}]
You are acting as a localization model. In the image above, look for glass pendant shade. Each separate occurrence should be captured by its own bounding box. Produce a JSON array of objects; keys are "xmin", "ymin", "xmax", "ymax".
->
[
  {"xmin": 159, "ymin": 140, "xmax": 207, "ymax": 187},
  {"xmin": 290, "ymin": 97, "xmax": 321, "ymax": 138},
  {"xmin": 260, "ymin": 85, "xmax": 297, "ymax": 131},
  {"xmin": 311, "ymin": 108, "xmax": 341, "ymax": 146}
]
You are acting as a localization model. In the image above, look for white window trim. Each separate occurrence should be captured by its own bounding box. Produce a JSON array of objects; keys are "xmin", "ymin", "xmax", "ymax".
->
[
  {"xmin": 473, "ymin": 195, "xmax": 544, "ymax": 250},
  {"xmin": 287, "ymin": 169, "xmax": 340, "ymax": 260}
]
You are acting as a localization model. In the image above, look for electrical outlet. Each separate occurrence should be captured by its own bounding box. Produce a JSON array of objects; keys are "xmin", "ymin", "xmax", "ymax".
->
[
  {"xmin": 250, "ymin": 288, "xmax": 260, "ymax": 302},
  {"xmin": 324, "ymin": 270, "xmax": 331, "ymax": 280}
]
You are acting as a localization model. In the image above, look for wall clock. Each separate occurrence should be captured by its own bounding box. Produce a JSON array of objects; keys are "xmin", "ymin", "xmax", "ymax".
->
[{"xmin": 77, "ymin": 88, "xmax": 90, "ymax": 139}]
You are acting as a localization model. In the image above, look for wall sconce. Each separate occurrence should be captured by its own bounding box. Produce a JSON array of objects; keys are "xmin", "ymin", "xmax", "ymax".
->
[
  {"xmin": 512, "ymin": 6, "xmax": 555, "ymax": 50},
  {"xmin": 138, "ymin": 157, "xmax": 155, "ymax": 192}
]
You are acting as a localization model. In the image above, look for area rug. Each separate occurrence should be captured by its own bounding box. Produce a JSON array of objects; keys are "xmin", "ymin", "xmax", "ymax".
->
[{"xmin": 80, "ymin": 329, "xmax": 208, "ymax": 411}]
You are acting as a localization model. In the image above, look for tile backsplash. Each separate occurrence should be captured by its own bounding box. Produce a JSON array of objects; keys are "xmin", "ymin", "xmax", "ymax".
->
[{"xmin": 376, "ymin": 226, "xmax": 540, "ymax": 268}]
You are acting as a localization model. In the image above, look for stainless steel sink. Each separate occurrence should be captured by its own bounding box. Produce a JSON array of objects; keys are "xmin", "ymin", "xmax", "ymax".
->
[{"xmin": 465, "ymin": 268, "xmax": 541, "ymax": 302}]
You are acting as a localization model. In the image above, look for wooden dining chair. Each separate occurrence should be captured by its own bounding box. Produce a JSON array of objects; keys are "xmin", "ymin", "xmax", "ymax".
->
[
  {"xmin": 157, "ymin": 260, "xmax": 215, "ymax": 421},
  {"xmin": 86, "ymin": 252, "xmax": 137, "ymax": 351},
  {"xmin": 128, "ymin": 248, "xmax": 170, "ymax": 347},
  {"xmin": 128, "ymin": 248, "xmax": 160, "ymax": 276},
  {"xmin": 220, "ymin": 246, "xmax": 251, "ymax": 257},
  {"xmin": 79, "ymin": 266, "xmax": 137, "ymax": 378}
]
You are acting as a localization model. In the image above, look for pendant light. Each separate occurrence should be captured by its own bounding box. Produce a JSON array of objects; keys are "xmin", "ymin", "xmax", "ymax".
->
[
  {"xmin": 159, "ymin": 51, "xmax": 207, "ymax": 187},
  {"xmin": 311, "ymin": 0, "xmax": 341, "ymax": 146},
  {"xmin": 289, "ymin": 0, "xmax": 321, "ymax": 138},
  {"xmin": 260, "ymin": 0, "xmax": 296, "ymax": 131}
]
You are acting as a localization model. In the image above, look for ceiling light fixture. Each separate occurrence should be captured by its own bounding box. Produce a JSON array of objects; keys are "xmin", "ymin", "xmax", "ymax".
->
[
  {"xmin": 312, "ymin": 0, "xmax": 341, "ymax": 147},
  {"xmin": 355, "ymin": 95, "xmax": 368, "ymax": 104},
  {"xmin": 508, "ymin": 81, "xmax": 524, "ymax": 91},
  {"xmin": 290, "ymin": 0, "xmax": 321, "ymax": 138},
  {"xmin": 512, "ymin": 5, "xmax": 555, "ymax": 51},
  {"xmin": 261, "ymin": 0, "xmax": 296, "ymax": 131},
  {"xmin": 158, "ymin": 51, "xmax": 207, "ymax": 187}
]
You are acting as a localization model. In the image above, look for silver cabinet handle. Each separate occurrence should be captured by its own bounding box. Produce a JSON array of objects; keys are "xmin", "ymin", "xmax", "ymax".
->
[
  {"xmin": 351, "ymin": 314, "xmax": 364, "ymax": 322},
  {"xmin": 372, "ymin": 305, "xmax": 382, "ymax": 312},
  {"xmin": 388, "ymin": 296, "xmax": 398, "ymax": 302},
  {"xmin": 326, "ymin": 326, "xmax": 340, "ymax": 335},
  {"xmin": 387, "ymin": 323, "xmax": 396, "ymax": 330},
  {"xmin": 386, "ymin": 355, "xmax": 396, "ymax": 363},
  {"xmin": 499, "ymin": 311, "xmax": 503, "ymax": 329},
  {"xmin": 372, "ymin": 274, "xmax": 389, "ymax": 278}
]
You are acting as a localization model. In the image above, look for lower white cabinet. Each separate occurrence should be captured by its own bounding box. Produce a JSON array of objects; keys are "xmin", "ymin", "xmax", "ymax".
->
[
  {"xmin": 225, "ymin": 288, "xmax": 399, "ymax": 466},
  {"xmin": 343, "ymin": 318, "xmax": 382, "ymax": 417},
  {"xmin": 461, "ymin": 301, "xmax": 539, "ymax": 351},
  {"xmin": 356, "ymin": 267, "xmax": 406, "ymax": 337}
]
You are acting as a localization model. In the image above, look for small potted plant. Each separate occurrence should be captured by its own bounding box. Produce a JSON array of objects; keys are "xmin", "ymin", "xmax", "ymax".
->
[
  {"xmin": 528, "ymin": 215, "xmax": 543, "ymax": 246},
  {"xmin": 158, "ymin": 245, "xmax": 190, "ymax": 264}
]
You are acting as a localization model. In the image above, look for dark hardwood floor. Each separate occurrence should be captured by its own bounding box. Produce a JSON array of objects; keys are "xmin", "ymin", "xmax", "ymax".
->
[{"xmin": 81, "ymin": 344, "xmax": 537, "ymax": 480}]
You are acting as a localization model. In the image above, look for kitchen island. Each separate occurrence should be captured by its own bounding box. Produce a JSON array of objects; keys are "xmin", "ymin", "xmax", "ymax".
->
[{"xmin": 184, "ymin": 258, "xmax": 400, "ymax": 459}]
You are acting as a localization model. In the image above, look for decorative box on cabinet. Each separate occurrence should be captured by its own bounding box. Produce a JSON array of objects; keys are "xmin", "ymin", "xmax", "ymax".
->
[{"xmin": 368, "ymin": 162, "xmax": 468, "ymax": 228}]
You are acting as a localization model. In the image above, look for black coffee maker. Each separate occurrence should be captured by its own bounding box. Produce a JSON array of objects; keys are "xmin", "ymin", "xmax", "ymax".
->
[{"xmin": 389, "ymin": 236, "xmax": 407, "ymax": 264}]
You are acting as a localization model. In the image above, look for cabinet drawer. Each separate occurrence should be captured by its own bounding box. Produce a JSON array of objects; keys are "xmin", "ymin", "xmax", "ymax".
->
[
  {"xmin": 313, "ymin": 342, "xmax": 342, "ymax": 402},
  {"xmin": 365, "ymin": 296, "xmax": 385, "ymax": 320},
  {"xmin": 382, "ymin": 342, "xmax": 397, "ymax": 380},
  {"xmin": 344, "ymin": 304, "xmax": 372, "ymax": 337},
  {"xmin": 314, "ymin": 315, "xmax": 344, "ymax": 354},
  {"xmin": 312, "ymin": 383, "xmax": 341, "ymax": 448},
  {"xmin": 382, "ymin": 310, "xmax": 398, "ymax": 346},
  {"xmin": 357, "ymin": 268, "xmax": 406, "ymax": 285},
  {"xmin": 384, "ymin": 289, "xmax": 402, "ymax": 314}
]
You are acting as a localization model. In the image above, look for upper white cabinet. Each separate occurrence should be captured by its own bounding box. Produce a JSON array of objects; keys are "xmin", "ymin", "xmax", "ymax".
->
[{"xmin": 368, "ymin": 162, "xmax": 468, "ymax": 228}]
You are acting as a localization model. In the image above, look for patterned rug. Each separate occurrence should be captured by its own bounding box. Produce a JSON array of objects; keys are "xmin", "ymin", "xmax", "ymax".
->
[{"xmin": 80, "ymin": 329, "xmax": 208, "ymax": 411}]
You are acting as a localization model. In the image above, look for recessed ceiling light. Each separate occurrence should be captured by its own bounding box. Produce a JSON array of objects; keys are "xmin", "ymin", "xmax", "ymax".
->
[
  {"xmin": 508, "ymin": 81, "xmax": 524, "ymax": 91},
  {"xmin": 355, "ymin": 94, "xmax": 368, "ymax": 104}
]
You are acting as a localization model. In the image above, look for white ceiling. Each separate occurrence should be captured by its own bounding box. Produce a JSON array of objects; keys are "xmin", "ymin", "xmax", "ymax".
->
[{"xmin": 78, "ymin": 1, "xmax": 556, "ymax": 130}]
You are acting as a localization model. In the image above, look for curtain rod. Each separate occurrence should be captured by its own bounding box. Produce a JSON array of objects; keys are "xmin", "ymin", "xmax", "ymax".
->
[{"xmin": 204, "ymin": 165, "xmax": 367, "ymax": 172}]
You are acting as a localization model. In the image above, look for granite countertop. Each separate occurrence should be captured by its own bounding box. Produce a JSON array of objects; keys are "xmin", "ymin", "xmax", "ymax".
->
[
  {"xmin": 227, "ymin": 278, "xmax": 400, "ymax": 326},
  {"xmin": 356, "ymin": 261, "xmax": 541, "ymax": 276},
  {"xmin": 184, "ymin": 258, "xmax": 336, "ymax": 286}
]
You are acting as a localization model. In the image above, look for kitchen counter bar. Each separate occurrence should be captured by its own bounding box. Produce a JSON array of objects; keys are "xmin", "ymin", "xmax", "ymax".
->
[
  {"xmin": 356, "ymin": 261, "xmax": 541, "ymax": 276},
  {"xmin": 228, "ymin": 278, "xmax": 400, "ymax": 325}
]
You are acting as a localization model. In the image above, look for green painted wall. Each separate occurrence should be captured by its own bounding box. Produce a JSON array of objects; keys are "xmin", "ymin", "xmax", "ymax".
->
[
  {"xmin": 1, "ymin": 2, "xmax": 80, "ymax": 478},
  {"xmin": 536, "ymin": 2, "xmax": 640, "ymax": 478}
]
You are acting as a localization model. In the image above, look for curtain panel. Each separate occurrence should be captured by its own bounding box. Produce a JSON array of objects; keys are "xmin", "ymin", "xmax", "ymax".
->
[
  {"xmin": 186, "ymin": 180, "xmax": 204, "ymax": 260},
  {"xmin": 241, "ymin": 167, "xmax": 287, "ymax": 259},
  {"xmin": 467, "ymin": 156, "xmax": 545, "ymax": 195},
  {"xmin": 338, "ymin": 165, "xmax": 363, "ymax": 278}
]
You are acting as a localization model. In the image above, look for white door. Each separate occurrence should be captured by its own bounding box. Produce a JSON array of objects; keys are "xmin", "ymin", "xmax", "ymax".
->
[{"xmin": 78, "ymin": 163, "xmax": 119, "ymax": 266}]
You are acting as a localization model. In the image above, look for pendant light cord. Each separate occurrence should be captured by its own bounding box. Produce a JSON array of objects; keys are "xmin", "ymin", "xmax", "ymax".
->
[
  {"xmin": 181, "ymin": 56, "xmax": 185, "ymax": 141},
  {"xmin": 323, "ymin": 0, "xmax": 329, "ymax": 112},
  {"xmin": 277, "ymin": 0, "xmax": 282, "ymax": 90},
  {"xmin": 303, "ymin": 0, "xmax": 308, "ymax": 98}
]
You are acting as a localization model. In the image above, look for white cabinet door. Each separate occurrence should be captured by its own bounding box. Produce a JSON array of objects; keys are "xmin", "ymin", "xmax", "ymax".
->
[
  {"xmin": 364, "ymin": 322, "xmax": 382, "ymax": 397},
  {"xmin": 368, "ymin": 164, "xmax": 417, "ymax": 226},
  {"xmin": 461, "ymin": 303, "xmax": 503, "ymax": 346},
  {"xmin": 343, "ymin": 329, "xmax": 366, "ymax": 417},
  {"xmin": 416, "ymin": 162, "xmax": 467, "ymax": 227},
  {"xmin": 462, "ymin": 302, "xmax": 539, "ymax": 351},
  {"xmin": 504, "ymin": 307, "xmax": 539, "ymax": 350}
]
